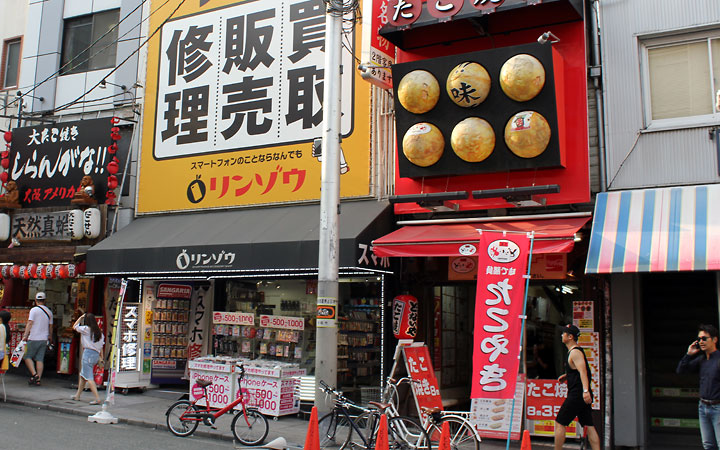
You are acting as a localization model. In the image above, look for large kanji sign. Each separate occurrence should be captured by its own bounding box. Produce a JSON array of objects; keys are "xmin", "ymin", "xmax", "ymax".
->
[
  {"xmin": 471, "ymin": 231, "xmax": 531, "ymax": 399},
  {"xmin": 139, "ymin": 0, "xmax": 372, "ymax": 213}
]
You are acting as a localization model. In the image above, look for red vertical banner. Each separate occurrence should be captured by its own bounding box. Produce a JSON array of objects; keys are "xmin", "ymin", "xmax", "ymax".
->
[{"xmin": 471, "ymin": 231, "xmax": 532, "ymax": 399}]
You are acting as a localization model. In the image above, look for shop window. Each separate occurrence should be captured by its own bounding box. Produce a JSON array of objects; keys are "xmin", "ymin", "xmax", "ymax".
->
[
  {"xmin": 60, "ymin": 9, "xmax": 120, "ymax": 75},
  {"xmin": 641, "ymin": 31, "xmax": 720, "ymax": 130},
  {"xmin": 1, "ymin": 37, "xmax": 21, "ymax": 89},
  {"xmin": 435, "ymin": 285, "xmax": 472, "ymax": 389}
]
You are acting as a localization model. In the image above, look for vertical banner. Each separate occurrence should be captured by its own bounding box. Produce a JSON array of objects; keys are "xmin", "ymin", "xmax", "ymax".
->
[
  {"xmin": 186, "ymin": 284, "xmax": 213, "ymax": 377},
  {"xmin": 106, "ymin": 279, "xmax": 129, "ymax": 405},
  {"xmin": 471, "ymin": 231, "xmax": 531, "ymax": 399}
]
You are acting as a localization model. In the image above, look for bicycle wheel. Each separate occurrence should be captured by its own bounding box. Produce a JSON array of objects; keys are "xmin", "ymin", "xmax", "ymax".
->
[
  {"xmin": 166, "ymin": 400, "xmax": 199, "ymax": 437},
  {"xmin": 437, "ymin": 416, "xmax": 480, "ymax": 450},
  {"xmin": 231, "ymin": 408, "xmax": 269, "ymax": 445},
  {"xmin": 388, "ymin": 416, "xmax": 431, "ymax": 450},
  {"xmin": 318, "ymin": 410, "xmax": 354, "ymax": 450},
  {"xmin": 344, "ymin": 411, "xmax": 378, "ymax": 450}
]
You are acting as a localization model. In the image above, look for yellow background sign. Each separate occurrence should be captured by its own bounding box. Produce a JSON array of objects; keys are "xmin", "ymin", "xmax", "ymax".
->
[{"xmin": 139, "ymin": 0, "xmax": 372, "ymax": 213}]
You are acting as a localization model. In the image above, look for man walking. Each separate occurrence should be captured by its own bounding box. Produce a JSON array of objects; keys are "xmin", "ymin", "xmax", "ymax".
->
[
  {"xmin": 21, "ymin": 292, "xmax": 53, "ymax": 385},
  {"xmin": 554, "ymin": 324, "xmax": 600, "ymax": 450},
  {"xmin": 677, "ymin": 324, "xmax": 720, "ymax": 449}
]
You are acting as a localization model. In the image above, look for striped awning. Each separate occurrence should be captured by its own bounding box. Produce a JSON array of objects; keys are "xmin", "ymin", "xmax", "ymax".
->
[{"xmin": 585, "ymin": 184, "xmax": 720, "ymax": 273}]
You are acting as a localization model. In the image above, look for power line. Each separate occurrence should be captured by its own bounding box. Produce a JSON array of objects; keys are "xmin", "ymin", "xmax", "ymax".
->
[{"xmin": 52, "ymin": 0, "xmax": 189, "ymax": 114}]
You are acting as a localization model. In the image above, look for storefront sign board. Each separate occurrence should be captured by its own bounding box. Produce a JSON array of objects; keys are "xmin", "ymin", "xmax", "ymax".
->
[
  {"xmin": 403, "ymin": 345, "xmax": 443, "ymax": 423},
  {"xmin": 138, "ymin": 0, "xmax": 372, "ymax": 213},
  {"xmin": 470, "ymin": 374, "xmax": 525, "ymax": 440},
  {"xmin": 190, "ymin": 368, "xmax": 234, "ymax": 408},
  {"xmin": 360, "ymin": 0, "xmax": 395, "ymax": 90},
  {"xmin": 213, "ymin": 311, "xmax": 255, "ymax": 326},
  {"xmin": 259, "ymin": 314, "xmax": 304, "ymax": 331},
  {"xmin": 11, "ymin": 210, "xmax": 75, "ymax": 241},
  {"xmin": 317, "ymin": 297, "xmax": 337, "ymax": 328},
  {"xmin": 471, "ymin": 231, "xmax": 531, "ymax": 399}
]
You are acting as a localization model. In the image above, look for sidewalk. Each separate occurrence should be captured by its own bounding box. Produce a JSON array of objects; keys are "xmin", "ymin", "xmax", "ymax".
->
[{"xmin": 0, "ymin": 372, "xmax": 543, "ymax": 449}]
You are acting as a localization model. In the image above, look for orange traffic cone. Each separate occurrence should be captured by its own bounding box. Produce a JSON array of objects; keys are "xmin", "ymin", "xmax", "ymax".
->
[
  {"xmin": 374, "ymin": 414, "xmax": 389, "ymax": 450},
  {"xmin": 521, "ymin": 429, "xmax": 532, "ymax": 450},
  {"xmin": 437, "ymin": 421, "xmax": 451, "ymax": 450},
  {"xmin": 304, "ymin": 406, "xmax": 320, "ymax": 450}
]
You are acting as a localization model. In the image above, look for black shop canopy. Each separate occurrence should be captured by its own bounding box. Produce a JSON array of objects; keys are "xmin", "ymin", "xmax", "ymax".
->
[{"xmin": 86, "ymin": 200, "xmax": 393, "ymax": 276}]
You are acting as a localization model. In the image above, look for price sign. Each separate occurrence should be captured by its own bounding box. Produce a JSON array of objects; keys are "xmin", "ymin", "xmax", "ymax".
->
[
  {"xmin": 238, "ymin": 376, "xmax": 300, "ymax": 416},
  {"xmin": 213, "ymin": 311, "xmax": 255, "ymax": 326},
  {"xmin": 190, "ymin": 370, "xmax": 234, "ymax": 409},
  {"xmin": 259, "ymin": 315, "xmax": 305, "ymax": 331},
  {"xmin": 525, "ymin": 379, "xmax": 579, "ymax": 438}
]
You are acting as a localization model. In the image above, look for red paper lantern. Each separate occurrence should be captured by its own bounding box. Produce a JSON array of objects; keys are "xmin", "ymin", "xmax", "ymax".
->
[
  {"xmin": 3, "ymin": 131, "xmax": 11, "ymax": 143},
  {"xmin": 108, "ymin": 143, "xmax": 118, "ymax": 154},
  {"xmin": 67, "ymin": 264, "xmax": 77, "ymax": 278},
  {"xmin": 1, "ymin": 159, "xmax": 9, "ymax": 169},
  {"xmin": 107, "ymin": 160, "xmax": 119, "ymax": 174},
  {"xmin": 0, "ymin": 172, "xmax": 8, "ymax": 184},
  {"xmin": 28, "ymin": 263, "xmax": 37, "ymax": 278},
  {"xmin": 107, "ymin": 175, "xmax": 118, "ymax": 189},
  {"xmin": 54, "ymin": 265, "xmax": 62, "ymax": 279},
  {"xmin": 1, "ymin": 151, "xmax": 8, "ymax": 159},
  {"xmin": 45, "ymin": 265, "xmax": 55, "ymax": 279},
  {"xmin": 19, "ymin": 266, "xmax": 28, "ymax": 279},
  {"xmin": 110, "ymin": 117, "xmax": 120, "ymax": 124},
  {"xmin": 392, "ymin": 295, "xmax": 419, "ymax": 340},
  {"xmin": 11, "ymin": 265, "xmax": 19, "ymax": 278},
  {"xmin": 57, "ymin": 265, "xmax": 69, "ymax": 279},
  {"xmin": 1, "ymin": 265, "xmax": 10, "ymax": 278},
  {"xmin": 36, "ymin": 264, "xmax": 45, "ymax": 279}
]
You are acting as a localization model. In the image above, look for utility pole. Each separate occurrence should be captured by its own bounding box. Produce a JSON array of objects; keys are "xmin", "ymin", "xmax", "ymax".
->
[{"xmin": 316, "ymin": 0, "xmax": 343, "ymax": 413}]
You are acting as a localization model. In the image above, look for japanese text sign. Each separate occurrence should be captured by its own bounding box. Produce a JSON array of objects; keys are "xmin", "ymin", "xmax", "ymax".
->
[
  {"xmin": 470, "ymin": 374, "xmax": 525, "ymax": 440},
  {"xmin": 12, "ymin": 210, "xmax": 74, "ymax": 241},
  {"xmin": 360, "ymin": 0, "xmax": 395, "ymax": 89},
  {"xmin": 259, "ymin": 315, "xmax": 304, "ymax": 331},
  {"xmin": 525, "ymin": 378, "xmax": 579, "ymax": 437},
  {"xmin": 120, "ymin": 303, "xmax": 141, "ymax": 371},
  {"xmin": 403, "ymin": 345, "xmax": 443, "ymax": 422},
  {"xmin": 471, "ymin": 231, "xmax": 531, "ymax": 399},
  {"xmin": 9, "ymin": 118, "xmax": 129, "ymax": 207},
  {"xmin": 139, "ymin": 0, "xmax": 372, "ymax": 213},
  {"xmin": 213, "ymin": 311, "xmax": 254, "ymax": 326}
]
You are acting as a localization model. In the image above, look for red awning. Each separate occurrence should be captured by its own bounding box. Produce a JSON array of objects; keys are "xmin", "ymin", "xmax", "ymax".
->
[{"xmin": 372, "ymin": 216, "xmax": 591, "ymax": 257}]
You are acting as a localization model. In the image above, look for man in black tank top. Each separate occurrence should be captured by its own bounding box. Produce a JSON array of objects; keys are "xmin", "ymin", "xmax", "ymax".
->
[{"xmin": 554, "ymin": 324, "xmax": 600, "ymax": 450}]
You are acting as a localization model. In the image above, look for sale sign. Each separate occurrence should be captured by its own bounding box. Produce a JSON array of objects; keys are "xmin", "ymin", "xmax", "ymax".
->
[
  {"xmin": 471, "ymin": 231, "xmax": 532, "ymax": 399},
  {"xmin": 403, "ymin": 345, "xmax": 443, "ymax": 423},
  {"xmin": 213, "ymin": 311, "xmax": 255, "ymax": 326},
  {"xmin": 259, "ymin": 315, "xmax": 305, "ymax": 331}
]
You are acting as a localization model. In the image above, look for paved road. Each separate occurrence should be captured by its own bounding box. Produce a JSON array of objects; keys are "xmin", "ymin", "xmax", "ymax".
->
[{"xmin": 0, "ymin": 403, "xmax": 236, "ymax": 450}]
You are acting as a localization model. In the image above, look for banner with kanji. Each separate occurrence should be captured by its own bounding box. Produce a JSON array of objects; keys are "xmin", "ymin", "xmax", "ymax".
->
[{"xmin": 471, "ymin": 231, "xmax": 531, "ymax": 399}]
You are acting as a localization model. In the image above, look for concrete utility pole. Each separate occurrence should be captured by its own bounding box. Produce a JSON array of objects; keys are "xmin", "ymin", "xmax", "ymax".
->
[{"xmin": 315, "ymin": 1, "xmax": 343, "ymax": 412}]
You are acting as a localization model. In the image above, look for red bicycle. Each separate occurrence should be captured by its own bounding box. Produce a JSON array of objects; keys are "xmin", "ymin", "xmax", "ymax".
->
[{"xmin": 165, "ymin": 364, "xmax": 269, "ymax": 445}]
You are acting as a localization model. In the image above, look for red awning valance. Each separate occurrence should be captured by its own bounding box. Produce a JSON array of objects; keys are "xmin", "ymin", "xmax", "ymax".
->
[{"xmin": 372, "ymin": 216, "xmax": 591, "ymax": 257}]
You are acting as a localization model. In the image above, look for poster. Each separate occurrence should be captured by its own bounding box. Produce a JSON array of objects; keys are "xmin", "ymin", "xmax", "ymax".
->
[
  {"xmin": 573, "ymin": 301, "xmax": 594, "ymax": 331},
  {"xmin": 471, "ymin": 231, "xmax": 532, "ymax": 399},
  {"xmin": 577, "ymin": 331, "xmax": 601, "ymax": 410},
  {"xmin": 138, "ymin": 0, "xmax": 372, "ymax": 213},
  {"xmin": 470, "ymin": 374, "xmax": 525, "ymax": 440}
]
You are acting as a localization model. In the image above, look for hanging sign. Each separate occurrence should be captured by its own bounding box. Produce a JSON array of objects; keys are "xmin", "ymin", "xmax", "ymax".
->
[
  {"xmin": 259, "ymin": 315, "xmax": 304, "ymax": 330},
  {"xmin": 119, "ymin": 303, "xmax": 140, "ymax": 371},
  {"xmin": 316, "ymin": 296, "xmax": 337, "ymax": 328},
  {"xmin": 471, "ymin": 231, "xmax": 531, "ymax": 399},
  {"xmin": 392, "ymin": 295, "xmax": 418, "ymax": 339},
  {"xmin": 403, "ymin": 344, "xmax": 443, "ymax": 423},
  {"xmin": 360, "ymin": 0, "xmax": 395, "ymax": 90}
]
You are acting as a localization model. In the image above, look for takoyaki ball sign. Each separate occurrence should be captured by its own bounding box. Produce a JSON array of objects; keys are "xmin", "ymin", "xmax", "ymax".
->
[{"xmin": 391, "ymin": 42, "xmax": 560, "ymax": 179}]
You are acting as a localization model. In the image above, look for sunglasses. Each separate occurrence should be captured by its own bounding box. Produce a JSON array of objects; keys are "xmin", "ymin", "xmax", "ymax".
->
[{"xmin": 698, "ymin": 336, "xmax": 710, "ymax": 341}]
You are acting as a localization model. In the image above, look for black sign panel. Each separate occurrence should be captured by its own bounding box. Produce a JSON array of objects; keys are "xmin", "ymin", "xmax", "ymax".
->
[
  {"xmin": 9, "ymin": 118, "xmax": 130, "ymax": 207},
  {"xmin": 392, "ymin": 42, "xmax": 560, "ymax": 179}
]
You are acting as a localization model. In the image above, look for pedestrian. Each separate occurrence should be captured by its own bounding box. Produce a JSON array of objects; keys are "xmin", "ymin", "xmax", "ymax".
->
[
  {"xmin": 0, "ymin": 309, "xmax": 11, "ymax": 367},
  {"xmin": 677, "ymin": 324, "xmax": 720, "ymax": 449},
  {"xmin": 554, "ymin": 324, "xmax": 600, "ymax": 450},
  {"xmin": 21, "ymin": 292, "xmax": 53, "ymax": 386},
  {"xmin": 71, "ymin": 312, "xmax": 105, "ymax": 404}
]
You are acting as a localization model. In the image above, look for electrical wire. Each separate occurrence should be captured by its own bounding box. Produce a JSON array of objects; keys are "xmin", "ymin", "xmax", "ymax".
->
[
  {"xmin": 323, "ymin": 0, "xmax": 361, "ymax": 33},
  {"xmin": 8, "ymin": 0, "xmax": 150, "ymax": 109},
  {"xmin": 46, "ymin": 0, "xmax": 189, "ymax": 114}
]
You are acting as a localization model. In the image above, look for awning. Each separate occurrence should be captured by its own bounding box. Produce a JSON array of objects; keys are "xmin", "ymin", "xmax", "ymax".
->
[
  {"xmin": 372, "ymin": 216, "xmax": 590, "ymax": 257},
  {"xmin": 585, "ymin": 185, "xmax": 720, "ymax": 273},
  {"xmin": 86, "ymin": 200, "xmax": 393, "ymax": 275}
]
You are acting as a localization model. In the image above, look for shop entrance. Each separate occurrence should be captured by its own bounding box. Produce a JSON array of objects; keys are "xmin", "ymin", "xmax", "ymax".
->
[{"xmin": 642, "ymin": 272, "xmax": 718, "ymax": 449}]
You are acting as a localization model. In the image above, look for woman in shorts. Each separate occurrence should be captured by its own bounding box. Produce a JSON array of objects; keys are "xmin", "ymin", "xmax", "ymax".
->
[{"xmin": 71, "ymin": 313, "xmax": 105, "ymax": 404}]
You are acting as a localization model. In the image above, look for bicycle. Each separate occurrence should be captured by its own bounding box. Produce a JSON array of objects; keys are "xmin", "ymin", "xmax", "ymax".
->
[
  {"xmin": 316, "ymin": 380, "xmax": 431, "ymax": 450},
  {"xmin": 165, "ymin": 363, "xmax": 269, "ymax": 445},
  {"xmin": 382, "ymin": 377, "xmax": 481, "ymax": 450}
]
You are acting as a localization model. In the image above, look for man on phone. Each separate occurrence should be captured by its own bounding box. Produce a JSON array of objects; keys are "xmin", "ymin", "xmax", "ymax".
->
[
  {"xmin": 677, "ymin": 324, "xmax": 720, "ymax": 449},
  {"xmin": 554, "ymin": 324, "xmax": 600, "ymax": 450}
]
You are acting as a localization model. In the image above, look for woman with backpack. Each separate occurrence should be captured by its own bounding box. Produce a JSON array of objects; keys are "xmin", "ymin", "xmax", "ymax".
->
[{"xmin": 71, "ymin": 312, "xmax": 105, "ymax": 404}]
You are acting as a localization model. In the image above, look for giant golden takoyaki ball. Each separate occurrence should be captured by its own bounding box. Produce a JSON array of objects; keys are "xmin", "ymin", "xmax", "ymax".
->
[
  {"xmin": 499, "ymin": 54, "xmax": 546, "ymax": 102},
  {"xmin": 504, "ymin": 111, "xmax": 551, "ymax": 158},
  {"xmin": 402, "ymin": 123, "xmax": 445, "ymax": 167},
  {"xmin": 446, "ymin": 62, "xmax": 491, "ymax": 107},
  {"xmin": 398, "ymin": 70, "xmax": 440, "ymax": 114},
  {"xmin": 451, "ymin": 117, "xmax": 495, "ymax": 163}
]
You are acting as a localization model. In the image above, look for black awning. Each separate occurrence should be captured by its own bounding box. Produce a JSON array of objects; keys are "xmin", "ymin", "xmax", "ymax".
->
[{"xmin": 86, "ymin": 200, "xmax": 393, "ymax": 276}]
